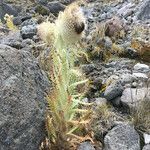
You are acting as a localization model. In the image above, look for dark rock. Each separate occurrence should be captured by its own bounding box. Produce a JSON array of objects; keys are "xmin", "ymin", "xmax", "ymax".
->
[
  {"xmin": 0, "ymin": 44, "xmax": 50, "ymax": 150},
  {"xmin": 21, "ymin": 19, "xmax": 38, "ymax": 27},
  {"xmin": 104, "ymin": 81, "xmax": 124, "ymax": 101},
  {"xmin": 123, "ymin": 47, "xmax": 139, "ymax": 59},
  {"xmin": 0, "ymin": 2, "xmax": 18, "ymax": 21},
  {"xmin": 78, "ymin": 142, "xmax": 95, "ymax": 150},
  {"xmin": 36, "ymin": 0, "xmax": 48, "ymax": 5},
  {"xmin": 13, "ymin": 15, "xmax": 32, "ymax": 26},
  {"xmin": 47, "ymin": 1, "xmax": 65, "ymax": 15},
  {"xmin": 21, "ymin": 25, "xmax": 37, "ymax": 39},
  {"xmin": 143, "ymin": 144, "xmax": 150, "ymax": 150},
  {"xmin": 34, "ymin": 4, "xmax": 50, "ymax": 15},
  {"xmin": 104, "ymin": 124, "xmax": 140, "ymax": 150},
  {"xmin": 81, "ymin": 64, "xmax": 96, "ymax": 75},
  {"xmin": 60, "ymin": 0, "xmax": 76, "ymax": 5}
]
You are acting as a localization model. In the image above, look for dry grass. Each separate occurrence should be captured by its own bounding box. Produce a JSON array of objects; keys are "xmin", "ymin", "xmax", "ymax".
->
[{"xmin": 131, "ymin": 97, "xmax": 150, "ymax": 134}]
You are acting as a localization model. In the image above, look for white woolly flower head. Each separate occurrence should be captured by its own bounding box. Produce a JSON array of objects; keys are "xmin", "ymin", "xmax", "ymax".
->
[
  {"xmin": 55, "ymin": 3, "xmax": 86, "ymax": 46},
  {"xmin": 37, "ymin": 3, "xmax": 86, "ymax": 48}
]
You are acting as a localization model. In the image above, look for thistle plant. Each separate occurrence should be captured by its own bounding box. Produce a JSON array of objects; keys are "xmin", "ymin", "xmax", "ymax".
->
[
  {"xmin": 38, "ymin": 3, "xmax": 92, "ymax": 150},
  {"xmin": 4, "ymin": 14, "xmax": 17, "ymax": 30}
]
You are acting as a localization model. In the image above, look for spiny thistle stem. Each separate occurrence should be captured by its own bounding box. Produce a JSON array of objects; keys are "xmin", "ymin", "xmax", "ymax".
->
[{"xmin": 38, "ymin": 3, "xmax": 92, "ymax": 149}]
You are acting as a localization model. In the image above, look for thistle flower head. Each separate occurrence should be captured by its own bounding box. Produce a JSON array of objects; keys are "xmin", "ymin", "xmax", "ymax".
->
[
  {"xmin": 55, "ymin": 3, "xmax": 86, "ymax": 45},
  {"xmin": 37, "ymin": 3, "xmax": 86, "ymax": 47},
  {"xmin": 37, "ymin": 22, "xmax": 56, "ymax": 46}
]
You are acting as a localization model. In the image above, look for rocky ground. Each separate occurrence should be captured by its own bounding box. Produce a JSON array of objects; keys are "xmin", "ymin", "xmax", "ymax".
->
[{"xmin": 0, "ymin": 0, "xmax": 150, "ymax": 150}]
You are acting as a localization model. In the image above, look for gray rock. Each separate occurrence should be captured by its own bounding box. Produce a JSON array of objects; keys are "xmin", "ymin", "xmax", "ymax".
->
[
  {"xmin": 120, "ymin": 73, "xmax": 135, "ymax": 86},
  {"xmin": 47, "ymin": 1, "xmax": 65, "ymax": 15},
  {"xmin": 133, "ymin": 63, "xmax": 150, "ymax": 73},
  {"xmin": 13, "ymin": 15, "xmax": 32, "ymax": 26},
  {"xmin": 104, "ymin": 124, "xmax": 140, "ymax": 150},
  {"xmin": 143, "ymin": 144, "xmax": 150, "ymax": 150},
  {"xmin": 21, "ymin": 19, "xmax": 38, "ymax": 27},
  {"xmin": 104, "ymin": 81, "xmax": 124, "ymax": 101},
  {"xmin": 0, "ymin": 44, "xmax": 50, "ymax": 150},
  {"xmin": 137, "ymin": 0, "xmax": 150, "ymax": 20},
  {"xmin": 78, "ymin": 142, "xmax": 95, "ymax": 150},
  {"xmin": 0, "ymin": 31, "xmax": 23, "ymax": 49},
  {"xmin": 36, "ymin": 0, "xmax": 48, "ymax": 5},
  {"xmin": 21, "ymin": 25, "xmax": 37, "ymax": 39},
  {"xmin": 81, "ymin": 64, "xmax": 96, "ymax": 75},
  {"xmin": 0, "ymin": 2, "xmax": 18, "ymax": 21},
  {"xmin": 121, "ymin": 88, "xmax": 150, "ymax": 107},
  {"xmin": 95, "ymin": 97, "xmax": 107, "ymax": 106}
]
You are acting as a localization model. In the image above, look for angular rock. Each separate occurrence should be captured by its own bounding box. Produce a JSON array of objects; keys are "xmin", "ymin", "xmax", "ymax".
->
[
  {"xmin": 34, "ymin": 4, "xmax": 50, "ymax": 15},
  {"xmin": 143, "ymin": 144, "xmax": 150, "ymax": 150},
  {"xmin": 104, "ymin": 81, "xmax": 124, "ymax": 101},
  {"xmin": 121, "ymin": 88, "xmax": 150, "ymax": 107},
  {"xmin": 132, "ymin": 73, "xmax": 148, "ymax": 80},
  {"xmin": 133, "ymin": 63, "xmax": 150, "ymax": 73},
  {"xmin": 21, "ymin": 25, "xmax": 37, "ymax": 39},
  {"xmin": 0, "ymin": 1, "xmax": 18, "ymax": 21},
  {"xmin": 0, "ymin": 44, "xmax": 50, "ymax": 150},
  {"xmin": 47, "ymin": 1, "xmax": 65, "ymax": 15},
  {"xmin": 104, "ymin": 124, "xmax": 140, "ymax": 150},
  {"xmin": 78, "ymin": 142, "xmax": 95, "ymax": 150},
  {"xmin": 0, "ymin": 31, "xmax": 23, "ymax": 49}
]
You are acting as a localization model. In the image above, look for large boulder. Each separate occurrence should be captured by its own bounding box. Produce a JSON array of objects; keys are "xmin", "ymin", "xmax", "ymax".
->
[
  {"xmin": 0, "ymin": 44, "xmax": 50, "ymax": 150},
  {"xmin": 104, "ymin": 124, "xmax": 140, "ymax": 150}
]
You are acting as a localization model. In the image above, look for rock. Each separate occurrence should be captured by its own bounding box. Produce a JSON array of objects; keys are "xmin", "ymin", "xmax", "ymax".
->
[
  {"xmin": 21, "ymin": 19, "xmax": 38, "ymax": 27},
  {"xmin": 78, "ymin": 142, "xmax": 95, "ymax": 150},
  {"xmin": 143, "ymin": 144, "xmax": 150, "ymax": 150},
  {"xmin": 60, "ymin": 0, "xmax": 76, "ymax": 5},
  {"xmin": 132, "ymin": 73, "xmax": 148, "ymax": 80},
  {"xmin": 81, "ymin": 64, "xmax": 96, "ymax": 75},
  {"xmin": 144, "ymin": 133, "xmax": 150, "ymax": 144},
  {"xmin": 34, "ymin": 4, "xmax": 50, "ymax": 15},
  {"xmin": 133, "ymin": 63, "xmax": 150, "ymax": 73},
  {"xmin": 21, "ymin": 25, "xmax": 37, "ymax": 39},
  {"xmin": 0, "ymin": 44, "xmax": 50, "ymax": 150},
  {"xmin": 137, "ymin": 0, "xmax": 150, "ymax": 20},
  {"xmin": 121, "ymin": 88, "xmax": 150, "ymax": 107},
  {"xmin": 104, "ymin": 124, "xmax": 140, "ymax": 150},
  {"xmin": 120, "ymin": 73, "xmax": 136, "ymax": 86},
  {"xmin": 47, "ymin": 1, "xmax": 65, "ymax": 15},
  {"xmin": 13, "ymin": 15, "xmax": 32, "ymax": 26},
  {"xmin": 104, "ymin": 81, "xmax": 124, "ymax": 101},
  {"xmin": 95, "ymin": 97, "xmax": 107, "ymax": 106},
  {"xmin": 123, "ymin": 47, "xmax": 139, "ymax": 59},
  {"xmin": 105, "ymin": 16, "xmax": 125, "ymax": 38},
  {"xmin": 0, "ymin": 2, "xmax": 18, "ymax": 21},
  {"xmin": 117, "ymin": 3, "xmax": 135, "ymax": 18},
  {"xmin": 36, "ymin": 0, "xmax": 48, "ymax": 5},
  {"xmin": 0, "ymin": 31, "xmax": 23, "ymax": 49}
]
